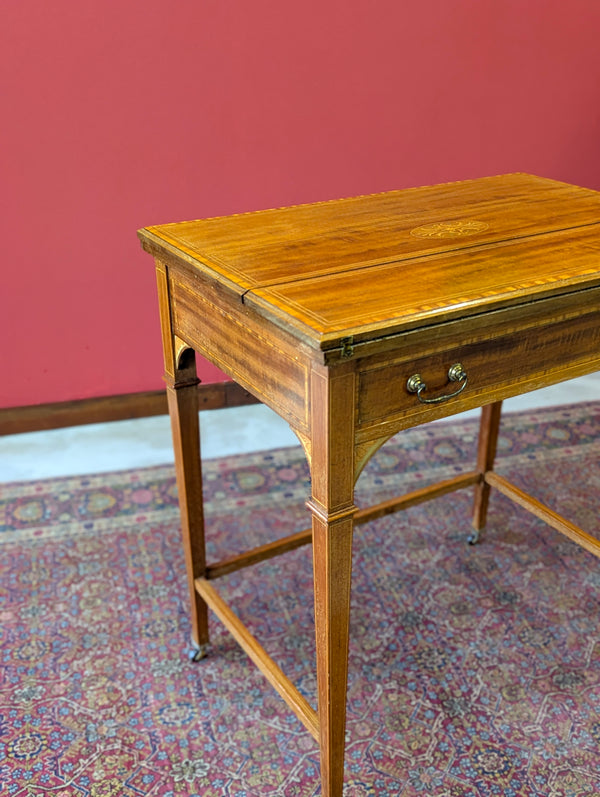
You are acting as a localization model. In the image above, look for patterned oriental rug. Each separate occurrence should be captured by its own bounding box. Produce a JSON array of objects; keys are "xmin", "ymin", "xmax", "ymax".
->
[{"xmin": 1, "ymin": 402, "xmax": 600, "ymax": 797}]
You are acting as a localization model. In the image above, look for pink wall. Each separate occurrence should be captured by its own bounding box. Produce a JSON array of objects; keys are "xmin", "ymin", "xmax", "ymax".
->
[{"xmin": 3, "ymin": 0, "xmax": 600, "ymax": 408}]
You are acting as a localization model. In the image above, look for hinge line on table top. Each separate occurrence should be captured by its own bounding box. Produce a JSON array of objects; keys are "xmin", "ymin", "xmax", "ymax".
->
[{"xmin": 236, "ymin": 220, "xmax": 600, "ymax": 296}]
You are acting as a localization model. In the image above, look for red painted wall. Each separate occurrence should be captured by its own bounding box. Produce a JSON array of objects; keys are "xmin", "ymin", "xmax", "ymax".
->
[{"xmin": 3, "ymin": 0, "xmax": 600, "ymax": 408}]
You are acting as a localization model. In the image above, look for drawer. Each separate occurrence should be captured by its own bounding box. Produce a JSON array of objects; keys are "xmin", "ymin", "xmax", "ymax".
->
[{"xmin": 357, "ymin": 308, "xmax": 600, "ymax": 431}]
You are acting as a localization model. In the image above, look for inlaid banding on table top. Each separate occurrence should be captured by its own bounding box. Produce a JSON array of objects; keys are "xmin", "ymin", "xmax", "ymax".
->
[
  {"xmin": 242, "ymin": 230, "xmax": 600, "ymax": 339},
  {"xmin": 141, "ymin": 174, "xmax": 600, "ymax": 290}
]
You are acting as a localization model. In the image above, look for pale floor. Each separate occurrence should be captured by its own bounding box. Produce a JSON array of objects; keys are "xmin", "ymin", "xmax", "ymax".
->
[{"xmin": 1, "ymin": 374, "xmax": 599, "ymax": 483}]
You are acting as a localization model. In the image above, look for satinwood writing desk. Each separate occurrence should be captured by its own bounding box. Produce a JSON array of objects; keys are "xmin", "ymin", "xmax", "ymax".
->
[{"xmin": 139, "ymin": 174, "xmax": 600, "ymax": 796}]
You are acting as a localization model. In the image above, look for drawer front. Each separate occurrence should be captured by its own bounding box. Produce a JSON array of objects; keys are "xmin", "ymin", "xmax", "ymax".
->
[{"xmin": 357, "ymin": 309, "xmax": 600, "ymax": 432}]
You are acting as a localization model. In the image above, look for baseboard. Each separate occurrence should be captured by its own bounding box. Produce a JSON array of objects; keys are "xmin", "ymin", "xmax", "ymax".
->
[{"xmin": 0, "ymin": 382, "xmax": 260, "ymax": 436}]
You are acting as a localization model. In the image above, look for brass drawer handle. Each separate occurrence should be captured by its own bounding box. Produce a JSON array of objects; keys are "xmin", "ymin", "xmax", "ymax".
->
[{"xmin": 406, "ymin": 363, "xmax": 468, "ymax": 405}]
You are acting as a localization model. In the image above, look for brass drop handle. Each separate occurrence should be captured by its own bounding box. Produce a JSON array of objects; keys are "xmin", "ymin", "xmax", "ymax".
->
[{"xmin": 406, "ymin": 363, "xmax": 468, "ymax": 404}]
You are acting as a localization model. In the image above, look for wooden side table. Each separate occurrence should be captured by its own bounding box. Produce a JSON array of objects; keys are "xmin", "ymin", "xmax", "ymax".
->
[{"xmin": 139, "ymin": 173, "xmax": 600, "ymax": 796}]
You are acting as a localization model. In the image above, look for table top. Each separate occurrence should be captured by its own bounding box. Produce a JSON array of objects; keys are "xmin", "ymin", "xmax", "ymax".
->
[{"xmin": 139, "ymin": 173, "xmax": 600, "ymax": 352}]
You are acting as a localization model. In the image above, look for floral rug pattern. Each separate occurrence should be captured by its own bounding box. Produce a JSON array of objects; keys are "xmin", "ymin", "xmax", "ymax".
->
[{"xmin": 1, "ymin": 402, "xmax": 599, "ymax": 796}]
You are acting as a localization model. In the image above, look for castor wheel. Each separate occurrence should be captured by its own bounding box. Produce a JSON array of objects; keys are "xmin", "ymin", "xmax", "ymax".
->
[{"xmin": 188, "ymin": 643, "xmax": 209, "ymax": 662}]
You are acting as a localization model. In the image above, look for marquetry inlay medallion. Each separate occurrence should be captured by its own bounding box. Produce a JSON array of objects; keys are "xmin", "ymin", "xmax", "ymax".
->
[{"xmin": 410, "ymin": 220, "xmax": 490, "ymax": 239}]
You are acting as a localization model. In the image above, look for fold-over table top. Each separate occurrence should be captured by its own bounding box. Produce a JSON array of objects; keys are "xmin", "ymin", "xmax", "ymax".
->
[{"xmin": 139, "ymin": 173, "xmax": 600, "ymax": 350}]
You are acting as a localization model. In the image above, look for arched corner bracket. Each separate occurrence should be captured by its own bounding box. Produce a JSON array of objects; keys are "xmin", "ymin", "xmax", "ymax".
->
[
  {"xmin": 174, "ymin": 336, "xmax": 195, "ymax": 370},
  {"xmin": 291, "ymin": 427, "xmax": 312, "ymax": 470}
]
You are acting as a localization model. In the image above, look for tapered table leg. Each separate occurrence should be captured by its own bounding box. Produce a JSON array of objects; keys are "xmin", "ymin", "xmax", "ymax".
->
[
  {"xmin": 166, "ymin": 350, "xmax": 209, "ymax": 658},
  {"xmin": 166, "ymin": 362, "xmax": 209, "ymax": 659},
  {"xmin": 308, "ymin": 367, "xmax": 357, "ymax": 796},
  {"xmin": 310, "ymin": 506, "xmax": 354, "ymax": 796},
  {"xmin": 471, "ymin": 400, "xmax": 503, "ymax": 541},
  {"xmin": 155, "ymin": 260, "xmax": 209, "ymax": 658}
]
